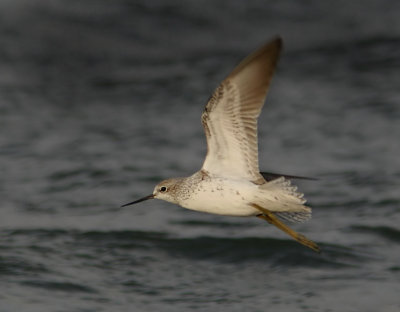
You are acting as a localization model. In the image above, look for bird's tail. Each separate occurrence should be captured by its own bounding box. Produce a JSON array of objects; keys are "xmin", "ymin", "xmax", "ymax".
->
[{"xmin": 257, "ymin": 177, "xmax": 311, "ymax": 223}]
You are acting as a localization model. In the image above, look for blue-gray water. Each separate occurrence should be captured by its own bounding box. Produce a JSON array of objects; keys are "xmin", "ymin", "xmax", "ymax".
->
[{"xmin": 1, "ymin": 1, "xmax": 400, "ymax": 311}]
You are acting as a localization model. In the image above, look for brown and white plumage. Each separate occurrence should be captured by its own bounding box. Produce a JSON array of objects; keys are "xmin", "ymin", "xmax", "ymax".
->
[
  {"xmin": 201, "ymin": 38, "xmax": 282, "ymax": 184},
  {"xmin": 122, "ymin": 38, "xmax": 320, "ymax": 253}
]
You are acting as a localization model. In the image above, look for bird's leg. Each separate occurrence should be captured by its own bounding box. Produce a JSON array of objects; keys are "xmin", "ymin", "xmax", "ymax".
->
[{"xmin": 252, "ymin": 203, "xmax": 321, "ymax": 253}]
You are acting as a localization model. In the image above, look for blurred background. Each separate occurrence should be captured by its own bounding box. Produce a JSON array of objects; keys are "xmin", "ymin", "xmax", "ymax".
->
[{"xmin": 0, "ymin": 0, "xmax": 399, "ymax": 311}]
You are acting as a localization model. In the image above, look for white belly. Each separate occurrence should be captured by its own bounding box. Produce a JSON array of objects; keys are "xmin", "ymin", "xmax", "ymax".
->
[{"xmin": 178, "ymin": 178, "xmax": 260, "ymax": 217}]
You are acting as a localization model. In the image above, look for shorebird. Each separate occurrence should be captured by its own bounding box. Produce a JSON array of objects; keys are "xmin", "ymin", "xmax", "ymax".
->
[{"xmin": 122, "ymin": 37, "xmax": 320, "ymax": 253}]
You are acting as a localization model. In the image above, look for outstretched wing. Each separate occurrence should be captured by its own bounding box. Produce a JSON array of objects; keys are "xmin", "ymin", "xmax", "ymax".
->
[{"xmin": 201, "ymin": 38, "xmax": 282, "ymax": 183}]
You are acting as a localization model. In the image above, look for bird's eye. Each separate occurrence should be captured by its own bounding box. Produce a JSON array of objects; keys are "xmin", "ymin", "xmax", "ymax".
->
[{"xmin": 160, "ymin": 186, "xmax": 167, "ymax": 193}]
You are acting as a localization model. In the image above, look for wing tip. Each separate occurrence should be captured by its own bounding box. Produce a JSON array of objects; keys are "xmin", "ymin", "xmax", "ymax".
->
[
  {"xmin": 271, "ymin": 35, "xmax": 283, "ymax": 49},
  {"xmin": 227, "ymin": 36, "xmax": 283, "ymax": 79}
]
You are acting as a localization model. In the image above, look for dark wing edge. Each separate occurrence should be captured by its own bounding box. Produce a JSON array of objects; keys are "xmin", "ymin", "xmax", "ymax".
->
[{"xmin": 260, "ymin": 171, "xmax": 318, "ymax": 181}]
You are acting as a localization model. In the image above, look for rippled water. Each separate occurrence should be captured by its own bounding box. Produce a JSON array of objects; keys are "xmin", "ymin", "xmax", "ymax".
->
[{"xmin": 1, "ymin": 1, "xmax": 400, "ymax": 311}]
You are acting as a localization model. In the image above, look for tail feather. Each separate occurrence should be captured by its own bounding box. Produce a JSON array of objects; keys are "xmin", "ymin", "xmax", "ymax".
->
[
  {"xmin": 274, "ymin": 211, "xmax": 311, "ymax": 223},
  {"xmin": 257, "ymin": 177, "xmax": 311, "ymax": 222}
]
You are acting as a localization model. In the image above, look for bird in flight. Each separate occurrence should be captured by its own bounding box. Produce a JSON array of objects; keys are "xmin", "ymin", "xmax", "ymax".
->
[{"xmin": 122, "ymin": 37, "xmax": 320, "ymax": 253}]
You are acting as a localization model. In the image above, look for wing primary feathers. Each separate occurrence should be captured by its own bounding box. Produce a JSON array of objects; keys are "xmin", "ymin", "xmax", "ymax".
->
[
  {"xmin": 201, "ymin": 38, "xmax": 282, "ymax": 182},
  {"xmin": 260, "ymin": 171, "xmax": 318, "ymax": 181}
]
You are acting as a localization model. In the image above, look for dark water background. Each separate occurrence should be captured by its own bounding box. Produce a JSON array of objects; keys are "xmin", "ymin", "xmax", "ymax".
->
[{"xmin": 1, "ymin": 1, "xmax": 400, "ymax": 311}]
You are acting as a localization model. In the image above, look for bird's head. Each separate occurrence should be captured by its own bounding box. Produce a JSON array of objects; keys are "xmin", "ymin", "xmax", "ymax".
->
[{"xmin": 121, "ymin": 178, "xmax": 182, "ymax": 207}]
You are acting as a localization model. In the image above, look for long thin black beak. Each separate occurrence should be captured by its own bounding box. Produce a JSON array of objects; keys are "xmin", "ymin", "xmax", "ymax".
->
[{"xmin": 121, "ymin": 194, "xmax": 154, "ymax": 207}]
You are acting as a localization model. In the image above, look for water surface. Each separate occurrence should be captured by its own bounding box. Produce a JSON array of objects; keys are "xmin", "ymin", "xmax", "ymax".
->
[{"xmin": 0, "ymin": 1, "xmax": 399, "ymax": 311}]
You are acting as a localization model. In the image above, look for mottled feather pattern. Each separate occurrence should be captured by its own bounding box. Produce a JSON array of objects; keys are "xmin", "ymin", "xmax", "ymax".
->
[
  {"xmin": 267, "ymin": 177, "xmax": 307, "ymax": 204},
  {"xmin": 125, "ymin": 38, "xmax": 319, "ymax": 252},
  {"xmin": 275, "ymin": 211, "xmax": 311, "ymax": 223},
  {"xmin": 202, "ymin": 81, "xmax": 264, "ymax": 183},
  {"xmin": 201, "ymin": 39, "xmax": 282, "ymax": 184}
]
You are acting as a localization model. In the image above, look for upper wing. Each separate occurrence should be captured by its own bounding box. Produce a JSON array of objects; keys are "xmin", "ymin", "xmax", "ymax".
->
[{"xmin": 201, "ymin": 38, "xmax": 282, "ymax": 183}]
